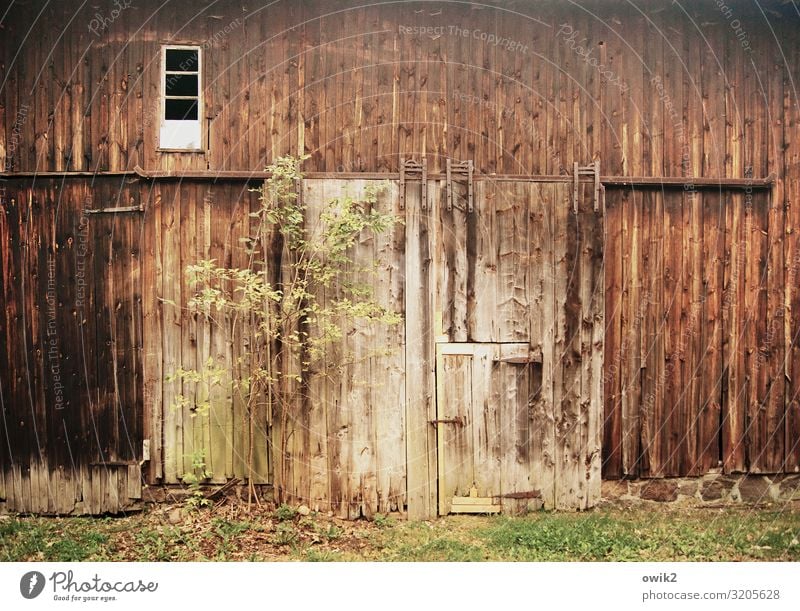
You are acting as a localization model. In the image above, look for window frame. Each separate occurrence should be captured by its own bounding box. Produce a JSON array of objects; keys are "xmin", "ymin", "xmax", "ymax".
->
[{"xmin": 158, "ymin": 44, "xmax": 204, "ymax": 152}]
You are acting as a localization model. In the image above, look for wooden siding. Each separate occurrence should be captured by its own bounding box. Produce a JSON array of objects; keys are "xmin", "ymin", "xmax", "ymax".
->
[
  {"xmin": 142, "ymin": 180, "xmax": 269, "ymax": 485},
  {"xmin": 4, "ymin": 0, "xmax": 800, "ymax": 513},
  {"xmin": 0, "ymin": 1, "xmax": 797, "ymax": 178},
  {"xmin": 0, "ymin": 178, "xmax": 144, "ymax": 513},
  {"xmin": 603, "ymin": 188, "xmax": 800, "ymax": 478}
]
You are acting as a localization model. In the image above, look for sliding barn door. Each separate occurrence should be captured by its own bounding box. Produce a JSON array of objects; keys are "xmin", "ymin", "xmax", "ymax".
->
[{"xmin": 434, "ymin": 179, "xmax": 604, "ymax": 512}]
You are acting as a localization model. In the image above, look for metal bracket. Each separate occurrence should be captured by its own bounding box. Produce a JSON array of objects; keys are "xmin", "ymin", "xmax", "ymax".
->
[
  {"xmin": 573, "ymin": 161, "xmax": 601, "ymax": 214},
  {"xmin": 429, "ymin": 416, "xmax": 465, "ymax": 427},
  {"xmin": 294, "ymin": 177, "xmax": 304, "ymax": 209},
  {"xmin": 400, "ymin": 158, "xmax": 428, "ymax": 211},
  {"xmin": 84, "ymin": 205, "xmax": 144, "ymax": 214},
  {"xmin": 445, "ymin": 159, "xmax": 474, "ymax": 213}
]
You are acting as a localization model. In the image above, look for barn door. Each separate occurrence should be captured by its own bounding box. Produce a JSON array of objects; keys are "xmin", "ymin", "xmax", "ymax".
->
[
  {"xmin": 82, "ymin": 203, "xmax": 145, "ymax": 510},
  {"xmin": 432, "ymin": 170, "xmax": 604, "ymax": 514}
]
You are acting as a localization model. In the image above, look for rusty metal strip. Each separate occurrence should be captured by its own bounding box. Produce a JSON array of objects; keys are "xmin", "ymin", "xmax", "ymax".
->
[
  {"xmin": 467, "ymin": 159, "xmax": 473, "ymax": 213},
  {"xmin": 446, "ymin": 158, "xmax": 453, "ymax": 211},
  {"xmin": 399, "ymin": 160, "xmax": 406, "ymax": 210},
  {"xmin": 593, "ymin": 160, "xmax": 601, "ymax": 212},
  {"xmin": 421, "ymin": 157, "xmax": 428, "ymax": 211},
  {"xmin": 84, "ymin": 205, "xmax": 144, "ymax": 214},
  {"xmin": 573, "ymin": 162, "xmax": 579, "ymax": 215}
]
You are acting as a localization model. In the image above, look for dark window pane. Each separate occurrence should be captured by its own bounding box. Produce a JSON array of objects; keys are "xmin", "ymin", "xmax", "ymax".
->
[
  {"xmin": 165, "ymin": 74, "xmax": 198, "ymax": 96},
  {"xmin": 165, "ymin": 49, "xmax": 198, "ymax": 72},
  {"xmin": 165, "ymin": 98, "xmax": 198, "ymax": 121}
]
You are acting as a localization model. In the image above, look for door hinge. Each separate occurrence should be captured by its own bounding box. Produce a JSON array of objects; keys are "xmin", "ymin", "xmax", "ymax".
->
[
  {"xmin": 400, "ymin": 158, "xmax": 427, "ymax": 211},
  {"xmin": 445, "ymin": 158, "xmax": 473, "ymax": 213}
]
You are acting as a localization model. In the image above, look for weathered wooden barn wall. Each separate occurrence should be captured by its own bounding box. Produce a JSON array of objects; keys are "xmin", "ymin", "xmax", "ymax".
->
[
  {"xmin": 3, "ymin": 0, "xmax": 800, "ymax": 513},
  {"xmin": 601, "ymin": 0, "xmax": 800, "ymax": 478},
  {"xmin": 1, "ymin": 0, "xmax": 797, "ymax": 178},
  {"xmin": 602, "ymin": 187, "xmax": 800, "ymax": 479},
  {"xmin": 0, "ymin": 177, "xmax": 144, "ymax": 513},
  {"xmin": 0, "ymin": 174, "xmax": 603, "ymax": 515},
  {"xmin": 139, "ymin": 179, "xmax": 269, "ymax": 487}
]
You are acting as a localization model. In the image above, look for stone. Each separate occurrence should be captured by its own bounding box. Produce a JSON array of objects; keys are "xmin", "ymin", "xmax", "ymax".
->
[
  {"xmin": 700, "ymin": 475, "xmax": 738, "ymax": 501},
  {"xmin": 701, "ymin": 481, "xmax": 723, "ymax": 500},
  {"xmin": 167, "ymin": 508, "xmax": 183, "ymax": 525},
  {"xmin": 777, "ymin": 475, "xmax": 800, "ymax": 500},
  {"xmin": 639, "ymin": 480, "xmax": 678, "ymax": 502},
  {"xmin": 737, "ymin": 476, "xmax": 772, "ymax": 503},
  {"xmin": 601, "ymin": 480, "xmax": 629, "ymax": 500},
  {"xmin": 297, "ymin": 504, "xmax": 311, "ymax": 516},
  {"xmin": 677, "ymin": 480, "xmax": 699, "ymax": 498}
]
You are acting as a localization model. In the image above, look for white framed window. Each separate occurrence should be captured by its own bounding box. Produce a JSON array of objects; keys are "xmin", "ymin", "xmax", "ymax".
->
[{"xmin": 159, "ymin": 45, "xmax": 203, "ymax": 151}]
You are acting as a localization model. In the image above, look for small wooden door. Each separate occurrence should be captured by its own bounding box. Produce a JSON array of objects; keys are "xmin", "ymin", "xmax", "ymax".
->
[{"xmin": 436, "ymin": 343, "xmax": 544, "ymax": 515}]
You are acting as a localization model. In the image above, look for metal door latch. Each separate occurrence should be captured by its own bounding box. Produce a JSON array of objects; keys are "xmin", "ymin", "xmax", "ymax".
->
[{"xmin": 429, "ymin": 416, "xmax": 465, "ymax": 426}]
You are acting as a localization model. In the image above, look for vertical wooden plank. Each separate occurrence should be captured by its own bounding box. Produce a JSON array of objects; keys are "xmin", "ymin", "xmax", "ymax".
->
[
  {"xmin": 679, "ymin": 183, "xmax": 698, "ymax": 477},
  {"xmin": 304, "ymin": 180, "xmax": 329, "ymax": 511},
  {"xmin": 472, "ymin": 344, "xmax": 500, "ymax": 498},
  {"xmin": 437, "ymin": 347, "xmax": 473, "ymax": 516},
  {"xmin": 351, "ymin": 180, "xmax": 378, "ymax": 518},
  {"xmin": 682, "ymin": 21, "xmax": 704, "ymax": 476},
  {"xmin": 303, "ymin": 11, "xmax": 321, "ymax": 168},
  {"xmin": 181, "ymin": 183, "xmax": 198, "ymax": 477},
  {"xmin": 445, "ymin": 6, "xmax": 465, "ymax": 165},
  {"xmin": 373, "ymin": 181, "xmax": 406, "ymax": 513},
  {"xmin": 554, "ymin": 181, "xmax": 583, "ymax": 508},
  {"xmin": 90, "ymin": 184, "xmax": 112, "ymax": 470},
  {"xmin": 405, "ymin": 178, "xmax": 437, "ymax": 519},
  {"xmin": 437, "ymin": 174, "xmax": 467, "ymax": 341},
  {"xmin": 279, "ymin": 171, "xmax": 306, "ymax": 506},
  {"xmin": 467, "ymin": 180, "xmax": 496, "ymax": 342},
  {"xmin": 602, "ymin": 189, "xmax": 623, "ymax": 478},
  {"xmin": 230, "ymin": 183, "xmax": 250, "ymax": 483},
  {"xmin": 498, "ymin": 356, "xmax": 535, "ymax": 515},
  {"xmin": 127, "ymin": 464, "xmax": 142, "ymax": 500},
  {"xmin": 587, "ymin": 181, "xmax": 605, "ymax": 506},
  {"xmin": 52, "ymin": 6, "xmax": 68, "ymax": 173},
  {"xmin": 785, "ymin": 28, "xmax": 800, "ymax": 473},
  {"xmin": 496, "ymin": 182, "xmax": 529, "ymax": 342},
  {"xmin": 698, "ymin": 19, "xmax": 727, "ymax": 474},
  {"xmin": 746, "ymin": 192, "xmax": 771, "ymax": 472},
  {"xmin": 529, "ymin": 182, "xmax": 555, "ymax": 508},
  {"xmin": 620, "ymin": 187, "xmax": 641, "ymax": 475},
  {"xmin": 699, "ymin": 190, "xmax": 724, "ymax": 473},
  {"xmin": 142, "ymin": 183, "xmax": 162, "ymax": 483},
  {"xmin": 160, "ymin": 185, "xmax": 181, "ymax": 482},
  {"xmin": 723, "ymin": 189, "xmax": 747, "ymax": 472},
  {"xmin": 762, "ymin": 39, "xmax": 786, "ymax": 474},
  {"xmin": 127, "ymin": 3, "xmax": 145, "ymax": 170},
  {"xmin": 663, "ymin": 191, "xmax": 684, "ymax": 477},
  {"xmin": 318, "ymin": 9, "xmax": 336, "ymax": 171},
  {"xmin": 203, "ymin": 185, "xmax": 232, "ymax": 481}
]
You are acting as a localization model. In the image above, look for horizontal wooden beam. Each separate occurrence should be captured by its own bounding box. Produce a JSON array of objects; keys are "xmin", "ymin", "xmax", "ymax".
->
[
  {"xmin": 599, "ymin": 174, "xmax": 776, "ymax": 189},
  {"xmin": 0, "ymin": 168, "xmax": 776, "ymax": 190}
]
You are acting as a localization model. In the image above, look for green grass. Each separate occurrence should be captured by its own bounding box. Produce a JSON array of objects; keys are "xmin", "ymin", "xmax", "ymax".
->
[
  {"xmin": 1, "ymin": 506, "xmax": 798, "ymax": 562},
  {"xmin": 0, "ymin": 517, "xmax": 112, "ymax": 561}
]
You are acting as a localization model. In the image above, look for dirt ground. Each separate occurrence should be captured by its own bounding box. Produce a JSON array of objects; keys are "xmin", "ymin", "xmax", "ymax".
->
[{"xmin": 2, "ymin": 500, "xmax": 799, "ymax": 562}]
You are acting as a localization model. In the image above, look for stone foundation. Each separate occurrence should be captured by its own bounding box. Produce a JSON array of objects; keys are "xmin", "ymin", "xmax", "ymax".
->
[{"xmin": 601, "ymin": 473, "xmax": 800, "ymax": 506}]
